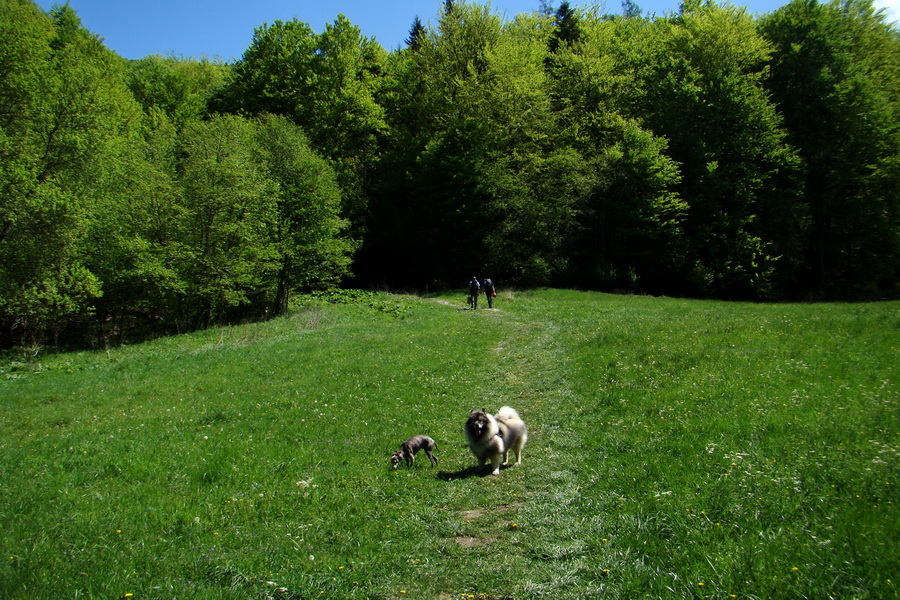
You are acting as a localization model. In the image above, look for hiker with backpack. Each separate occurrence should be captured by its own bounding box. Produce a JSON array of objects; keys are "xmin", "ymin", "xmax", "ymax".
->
[
  {"xmin": 483, "ymin": 278, "xmax": 496, "ymax": 308},
  {"xmin": 468, "ymin": 276, "xmax": 480, "ymax": 309}
]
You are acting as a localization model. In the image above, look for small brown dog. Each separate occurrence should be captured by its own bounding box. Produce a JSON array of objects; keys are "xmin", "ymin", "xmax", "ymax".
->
[{"xmin": 391, "ymin": 435, "xmax": 439, "ymax": 469}]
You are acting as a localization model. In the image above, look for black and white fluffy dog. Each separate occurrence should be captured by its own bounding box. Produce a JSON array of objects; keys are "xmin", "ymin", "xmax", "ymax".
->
[{"xmin": 465, "ymin": 406, "xmax": 528, "ymax": 475}]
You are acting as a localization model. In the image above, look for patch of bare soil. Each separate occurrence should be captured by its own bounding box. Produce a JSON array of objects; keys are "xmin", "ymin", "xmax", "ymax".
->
[
  {"xmin": 453, "ymin": 503, "xmax": 523, "ymax": 546},
  {"xmin": 459, "ymin": 508, "xmax": 485, "ymax": 520},
  {"xmin": 454, "ymin": 534, "xmax": 495, "ymax": 547},
  {"xmin": 459, "ymin": 503, "xmax": 520, "ymax": 521}
]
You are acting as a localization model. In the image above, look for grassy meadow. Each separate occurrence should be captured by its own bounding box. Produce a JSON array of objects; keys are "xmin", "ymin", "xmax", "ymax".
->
[{"xmin": 0, "ymin": 289, "xmax": 897, "ymax": 599}]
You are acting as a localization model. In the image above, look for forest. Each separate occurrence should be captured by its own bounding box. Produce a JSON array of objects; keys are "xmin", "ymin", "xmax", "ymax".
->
[{"xmin": 1, "ymin": 0, "xmax": 898, "ymax": 347}]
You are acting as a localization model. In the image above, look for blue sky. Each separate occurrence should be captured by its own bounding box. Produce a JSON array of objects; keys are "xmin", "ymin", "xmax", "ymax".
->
[{"xmin": 38, "ymin": 0, "xmax": 897, "ymax": 61}]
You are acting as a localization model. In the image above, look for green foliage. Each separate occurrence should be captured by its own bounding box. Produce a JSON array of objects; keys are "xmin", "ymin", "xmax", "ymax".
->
[
  {"xmin": 176, "ymin": 115, "xmax": 281, "ymax": 324},
  {"xmin": 371, "ymin": 3, "xmax": 588, "ymax": 285},
  {"xmin": 0, "ymin": 2, "xmax": 358, "ymax": 346},
  {"xmin": 293, "ymin": 289, "xmax": 416, "ymax": 317},
  {"xmin": 215, "ymin": 18, "xmax": 319, "ymax": 117},
  {"xmin": 79, "ymin": 108, "xmax": 185, "ymax": 331},
  {"xmin": 0, "ymin": 1, "xmax": 140, "ymax": 344},
  {"xmin": 760, "ymin": 0, "xmax": 900, "ymax": 297},
  {"xmin": 1, "ymin": 291, "xmax": 896, "ymax": 598},
  {"xmin": 612, "ymin": 4, "xmax": 804, "ymax": 298},
  {"xmin": 254, "ymin": 115, "xmax": 354, "ymax": 314},
  {"xmin": 544, "ymin": 17, "xmax": 689, "ymax": 291},
  {"xmin": 405, "ymin": 15, "xmax": 426, "ymax": 50},
  {"xmin": 214, "ymin": 14, "xmax": 387, "ymax": 234},
  {"xmin": 548, "ymin": 1, "xmax": 583, "ymax": 53},
  {"xmin": 127, "ymin": 55, "xmax": 227, "ymax": 130},
  {"xmin": 2, "ymin": 0, "xmax": 899, "ymax": 347}
]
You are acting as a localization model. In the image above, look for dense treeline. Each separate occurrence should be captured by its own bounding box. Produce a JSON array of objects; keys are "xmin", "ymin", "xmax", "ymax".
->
[{"xmin": 1, "ymin": 0, "xmax": 898, "ymax": 347}]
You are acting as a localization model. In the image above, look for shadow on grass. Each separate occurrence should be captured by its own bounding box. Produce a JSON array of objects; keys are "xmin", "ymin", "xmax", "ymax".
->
[{"xmin": 437, "ymin": 465, "xmax": 507, "ymax": 480}]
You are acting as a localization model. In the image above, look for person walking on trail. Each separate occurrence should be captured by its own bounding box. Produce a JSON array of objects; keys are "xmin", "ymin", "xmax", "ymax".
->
[
  {"xmin": 483, "ymin": 277, "xmax": 496, "ymax": 309},
  {"xmin": 468, "ymin": 276, "xmax": 480, "ymax": 310}
]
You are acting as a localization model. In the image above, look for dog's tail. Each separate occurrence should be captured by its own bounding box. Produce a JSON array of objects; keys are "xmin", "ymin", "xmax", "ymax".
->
[{"xmin": 496, "ymin": 406, "xmax": 521, "ymax": 421}]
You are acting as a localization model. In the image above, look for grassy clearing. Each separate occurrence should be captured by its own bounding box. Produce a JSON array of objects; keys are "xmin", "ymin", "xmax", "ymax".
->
[{"xmin": 0, "ymin": 290, "xmax": 897, "ymax": 599}]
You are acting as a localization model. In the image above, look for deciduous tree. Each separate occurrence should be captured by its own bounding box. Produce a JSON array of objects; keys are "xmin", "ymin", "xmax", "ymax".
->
[
  {"xmin": 760, "ymin": 0, "xmax": 900, "ymax": 297},
  {"xmin": 620, "ymin": 3, "xmax": 802, "ymax": 297},
  {"xmin": 176, "ymin": 115, "xmax": 280, "ymax": 326},
  {"xmin": 0, "ymin": 1, "xmax": 141, "ymax": 344},
  {"xmin": 254, "ymin": 115, "xmax": 353, "ymax": 315}
]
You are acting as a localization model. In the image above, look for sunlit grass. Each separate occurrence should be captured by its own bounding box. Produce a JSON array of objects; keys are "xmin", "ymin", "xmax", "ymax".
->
[{"xmin": 1, "ymin": 290, "xmax": 896, "ymax": 599}]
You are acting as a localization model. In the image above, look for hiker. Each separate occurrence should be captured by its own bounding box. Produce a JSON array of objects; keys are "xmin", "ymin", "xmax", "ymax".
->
[
  {"xmin": 483, "ymin": 278, "xmax": 496, "ymax": 308},
  {"xmin": 468, "ymin": 276, "xmax": 480, "ymax": 309}
]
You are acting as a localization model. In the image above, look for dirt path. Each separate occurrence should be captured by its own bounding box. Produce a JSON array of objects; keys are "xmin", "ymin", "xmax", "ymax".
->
[{"xmin": 429, "ymin": 297, "xmax": 500, "ymax": 311}]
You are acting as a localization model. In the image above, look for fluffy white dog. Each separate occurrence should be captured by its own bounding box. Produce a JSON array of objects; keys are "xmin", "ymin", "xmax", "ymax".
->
[{"xmin": 465, "ymin": 406, "xmax": 528, "ymax": 475}]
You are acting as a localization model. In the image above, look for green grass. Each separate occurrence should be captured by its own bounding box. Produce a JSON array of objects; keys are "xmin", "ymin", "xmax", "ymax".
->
[{"xmin": 1, "ymin": 290, "xmax": 897, "ymax": 599}]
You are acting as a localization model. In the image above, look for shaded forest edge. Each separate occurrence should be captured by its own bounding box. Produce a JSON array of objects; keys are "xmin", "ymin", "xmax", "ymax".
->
[{"xmin": 1, "ymin": 0, "xmax": 898, "ymax": 348}]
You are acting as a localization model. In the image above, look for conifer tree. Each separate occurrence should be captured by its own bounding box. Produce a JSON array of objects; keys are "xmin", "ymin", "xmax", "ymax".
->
[
  {"xmin": 406, "ymin": 16, "xmax": 426, "ymax": 51},
  {"xmin": 548, "ymin": 1, "xmax": 581, "ymax": 53},
  {"xmin": 622, "ymin": 0, "xmax": 642, "ymax": 18}
]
